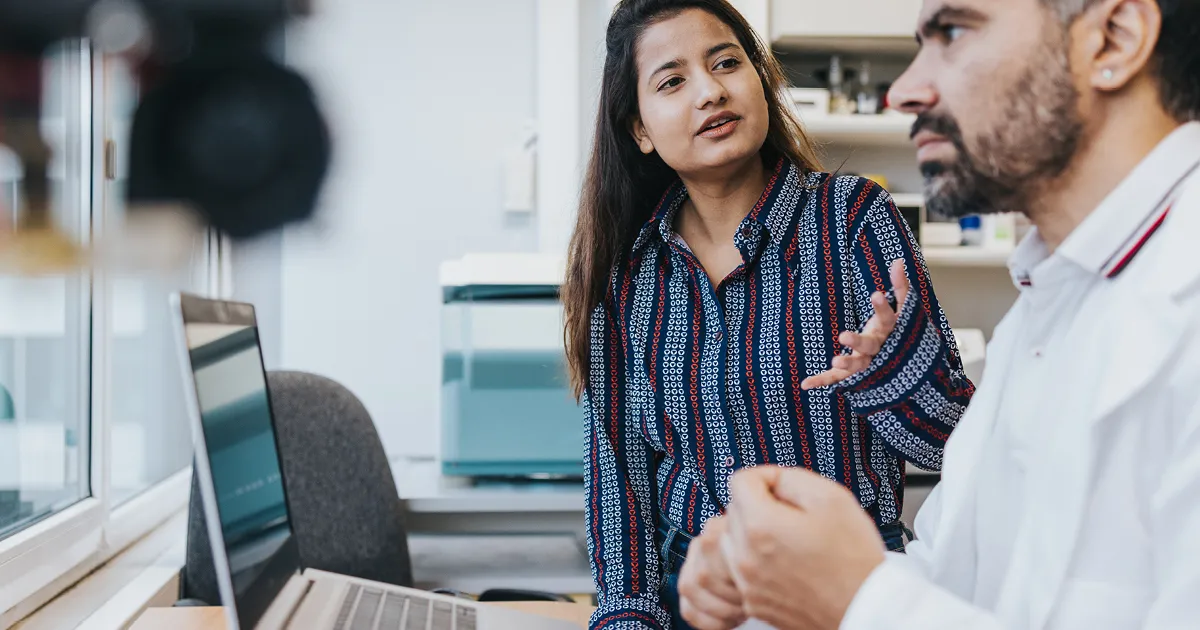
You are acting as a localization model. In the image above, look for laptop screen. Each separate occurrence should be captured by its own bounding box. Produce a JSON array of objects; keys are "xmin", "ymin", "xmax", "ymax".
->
[{"xmin": 177, "ymin": 295, "xmax": 301, "ymax": 629}]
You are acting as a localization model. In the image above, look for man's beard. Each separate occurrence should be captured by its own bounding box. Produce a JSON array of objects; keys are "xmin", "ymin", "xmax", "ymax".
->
[{"xmin": 916, "ymin": 40, "xmax": 1085, "ymax": 219}]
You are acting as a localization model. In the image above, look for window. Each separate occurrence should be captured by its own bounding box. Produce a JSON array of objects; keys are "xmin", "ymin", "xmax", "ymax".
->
[
  {"xmin": 0, "ymin": 41, "xmax": 92, "ymax": 544},
  {"xmin": 0, "ymin": 41, "xmax": 215, "ymax": 623},
  {"xmin": 102, "ymin": 60, "xmax": 204, "ymax": 506}
]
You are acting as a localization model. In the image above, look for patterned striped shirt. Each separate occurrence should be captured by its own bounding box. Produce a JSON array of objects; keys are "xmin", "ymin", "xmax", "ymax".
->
[{"xmin": 583, "ymin": 160, "xmax": 975, "ymax": 629}]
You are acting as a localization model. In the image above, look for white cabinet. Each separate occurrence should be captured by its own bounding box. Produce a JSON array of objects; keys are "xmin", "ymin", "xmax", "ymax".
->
[
  {"xmin": 728, "ymin": 0, "xmax": 770, "ymax": 42},
  {"xmin": 771, "ymin": 0, "xmax": 923, "ymax": 43}
]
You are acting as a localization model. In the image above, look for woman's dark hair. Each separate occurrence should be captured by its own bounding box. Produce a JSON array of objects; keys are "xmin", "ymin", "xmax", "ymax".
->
[{"xmin": 561, "ymin": 0, "xmax": 822, "ymax": 398}]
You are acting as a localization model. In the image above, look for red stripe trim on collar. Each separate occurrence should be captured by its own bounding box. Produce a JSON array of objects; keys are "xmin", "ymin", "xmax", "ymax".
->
[
  {"xmin": 648, "ymin": 181, "xmax": 683, "ymax": 225},
  {"xmin": 1105, "ymin": 203, "xmax": 1172, "ymax": 278}
]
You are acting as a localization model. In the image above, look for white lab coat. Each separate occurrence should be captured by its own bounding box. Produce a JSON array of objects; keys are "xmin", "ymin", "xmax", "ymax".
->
[{"xmin": 841, "ymin": 131, "xmax": 1200, "ymax": 629}]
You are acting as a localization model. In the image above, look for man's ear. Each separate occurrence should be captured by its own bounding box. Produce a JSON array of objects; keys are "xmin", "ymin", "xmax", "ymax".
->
[
  {"xmin": 1076, "ymin": 0, "xmax": 1162, "ymax": 92},
  {"xmin": 629, "ymin": 116, "xmax": 656, "ymax": 155}
]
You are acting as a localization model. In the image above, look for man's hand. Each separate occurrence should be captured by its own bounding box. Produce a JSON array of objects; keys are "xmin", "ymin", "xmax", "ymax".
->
[
  {"xmin": 720, "ymin": 467, "xmax": 886, "ymax": 630},
  {"xmin": 678, "ymin": 516, "xmax": 748, "ymax": 630},
  {"xmin": 802, "ymin": 259, "xmax": 909, "ymax": 390}
]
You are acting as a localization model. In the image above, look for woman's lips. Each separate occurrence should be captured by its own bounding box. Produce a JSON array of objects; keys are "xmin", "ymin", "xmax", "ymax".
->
[{"xmin": 698, "ymin": 118, "xmax": 741, "ymax": 139}]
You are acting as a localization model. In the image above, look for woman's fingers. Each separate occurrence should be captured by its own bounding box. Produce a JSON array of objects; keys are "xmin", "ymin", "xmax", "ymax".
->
[
  {"xmin": 860, "ymin": 299, "xmax": 887, "ymax": 336},
  {"xmin": 832, "ymin": 354, "xmax": 870, "ymax": 373},
  {"xmin": 801, "ymin": 368, "xmax": 852, "ymax": 390},
  {"xmin": 820, "ymin": 264, "xmax": 913, "ymax": 388},
  {"xmin": 890, "ymin": 259, "xmax": 910, "ymax": 308},
  {"xmin": 839, "ymin": 331, "xmax": 884, "ymax": 358},
  {"xmin": 813, "ymin": 262, "xmax": 912, "ymax": 389},
  {"xmin": 870, "ymin": 291, "xmax": 898, "ymax": 331}
]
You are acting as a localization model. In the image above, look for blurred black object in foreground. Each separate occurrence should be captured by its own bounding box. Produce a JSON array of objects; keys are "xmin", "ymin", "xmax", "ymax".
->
[{"xmin": 0, "ymin": 0, "xmax": 329, "ymax": 246}]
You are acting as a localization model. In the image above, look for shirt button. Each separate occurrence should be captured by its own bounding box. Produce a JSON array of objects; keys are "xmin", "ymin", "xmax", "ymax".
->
[
  {"xmin": 722, "ymin": 456, "xmax": 735, "ymax": 468},
  {"xmin": 713, "ymin": 330, "xmax": 724, "ymax": 341},
  {"xmin": 740, "ymin": 226, "xmax": 754, "ymax": 238},
  {"xmin": 1031, "ymin": 347, "xmax": 1044, "ymax": 358}
]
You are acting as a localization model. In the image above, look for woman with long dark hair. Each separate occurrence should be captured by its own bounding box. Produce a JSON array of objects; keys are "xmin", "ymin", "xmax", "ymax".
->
[{"xmin": 562, "ymin": 2, "xmax": 974, "ymax": 628}]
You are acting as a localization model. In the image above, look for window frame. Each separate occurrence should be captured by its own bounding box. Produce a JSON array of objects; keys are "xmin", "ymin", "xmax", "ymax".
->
[
  {"xmin": 0, "ymin": 40, "xmax": 218, "ymax": 624},
  {"xmin": 90, "ymin": 45, "xmax": 199, "ymax": 554}
]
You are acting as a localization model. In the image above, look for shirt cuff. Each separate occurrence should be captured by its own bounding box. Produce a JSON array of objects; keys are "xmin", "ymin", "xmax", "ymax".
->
[
  {"xmin": 836, "ymin": 292, "xmax": 944, "ymax": 414},
  {"xmin": 590, "ymin": 595, "xmax": 669, "ymax": 630},
  {"xmin": 839, "ymin": 559, "xmax": 920, "ymax": 630}
]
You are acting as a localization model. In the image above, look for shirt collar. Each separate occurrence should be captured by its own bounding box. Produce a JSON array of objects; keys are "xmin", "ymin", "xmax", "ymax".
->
[
  {"xmin": 629, "ymin": 181, "xmax": 687, "ymax": 255},
  {"xmin": 1009, "ymin": 121, "xmax": 1200, "ymax": 286},
  {"xmin": 630, "ymin": 157, "xmax": 794, "ymax": 256},
  {"xmin": 1008, "ymin": 228, "xmax": 1051, "ymax": 288}
]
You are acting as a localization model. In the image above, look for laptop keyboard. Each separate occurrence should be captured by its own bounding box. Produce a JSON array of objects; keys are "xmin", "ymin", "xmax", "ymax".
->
[{"xmin": 333, "ymin": 584, "xmax": 478, "ymax": 630}]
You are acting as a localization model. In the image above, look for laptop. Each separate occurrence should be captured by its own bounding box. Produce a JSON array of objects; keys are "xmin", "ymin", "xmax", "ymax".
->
[{"xmin": 171, "ymin": 293, "xmax": 580, "ymax": 630}]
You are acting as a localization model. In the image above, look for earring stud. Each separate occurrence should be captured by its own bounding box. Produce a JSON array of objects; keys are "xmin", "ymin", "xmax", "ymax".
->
[{"xmin": 1102, "ymin": 68, "xmax": 1115, "ymax": 80}]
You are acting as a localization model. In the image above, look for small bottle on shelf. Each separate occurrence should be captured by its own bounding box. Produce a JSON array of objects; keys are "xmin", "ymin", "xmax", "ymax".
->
[
  {"xmin": 984, "ymin": 213, "xmax": 1017, "ymax": 249},
  {"xmin": 828, "ymin": 55, "xmax": 853, "ymax": 115},
  {"xmin": 855, "ymin": 61, "xmax": 879, "ymax": 115},
  {"xmin": 959, "ymin": 215, "xmax": 984, "ymax": 247}
]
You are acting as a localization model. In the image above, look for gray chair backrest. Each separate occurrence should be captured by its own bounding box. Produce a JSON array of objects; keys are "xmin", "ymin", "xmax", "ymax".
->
[{"xmin": 183, "ymin": 370, "xmax": 413, "ymax": 605}]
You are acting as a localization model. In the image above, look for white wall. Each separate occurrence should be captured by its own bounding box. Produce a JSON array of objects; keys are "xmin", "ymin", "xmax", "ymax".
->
[
  {"xmin": 232, "ymin": 232, "xmax": 283, "ymax": 369},
  {"xmin": 729, "ymin": 0, "xmax": 770, "ymax": 40},
  {"xmin": 261, "ymin": 0, "xmax": 1015, "ymax": 461},
  {"xmin": 278, "ymin": 0, "xmax": 542, "ymax": 457},
  {"xmin": 581, "ymin": 0, "xmax": 612, "ymax": 182}
]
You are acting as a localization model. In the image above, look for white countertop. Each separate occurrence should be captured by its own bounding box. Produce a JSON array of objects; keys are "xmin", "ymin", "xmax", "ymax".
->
[
  {"xmin": 393, "ymin": 456, "xmax": 936, "ymax": 594},
  {"xmin": 393, "ymin": 457, "xmax": 584, "ymax": 514},
  {"xmin": 439, "ymin": 253, "xmax": 565, "ymax": 288},
  {"xmin": 392, "ymin": 456, "xmax": 938, "ymax": 517},
  {"xmin": 392, "ymin": 457, "xmax": 593, "ymax": 594}
]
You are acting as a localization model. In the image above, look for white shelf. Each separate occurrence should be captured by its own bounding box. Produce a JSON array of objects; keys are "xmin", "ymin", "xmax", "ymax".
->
[
  {"xmin": 890, "ymin": 193, "xmax": 924, "ymax": 208},
  {"xmin": 440, "ymin": 253, "xmax": 565, "ymax": 287},
  {"xmin": 774, "ymin": 35, "xmax": 919, "ymax": 57},
  {"xmin": 796, "ymin": 112, "xmax": 916, "ymax": 147},
  {"xmin": 922, "ymin": 246, "xmax": 1012, "ymax": 268}
]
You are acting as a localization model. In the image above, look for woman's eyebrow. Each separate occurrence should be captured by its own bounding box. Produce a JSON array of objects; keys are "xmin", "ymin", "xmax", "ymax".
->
[{"xmin": 646, "ymin": 42, "xmax": 739, "ymax": 85}]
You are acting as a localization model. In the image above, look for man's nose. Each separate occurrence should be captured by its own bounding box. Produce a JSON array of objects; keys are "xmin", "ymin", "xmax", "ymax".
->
[{"xmin": 888, "ymin": 62, "xmax": 938, "ymax": 115}]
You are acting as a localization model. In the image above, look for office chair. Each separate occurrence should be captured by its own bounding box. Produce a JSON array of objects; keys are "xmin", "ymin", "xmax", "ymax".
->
[
  {"xmin": 181, "ymin": 370, "xmax": 414, "ymax": 605},
  {"xmin": 180, "ymin": 370, "xmax": 569, "ymax": 607}
]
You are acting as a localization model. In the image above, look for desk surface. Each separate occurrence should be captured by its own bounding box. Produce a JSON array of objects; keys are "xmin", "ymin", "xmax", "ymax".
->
[
  {"xmin": 392, "ymin": 458, "xmax": 587, "ymax": 541},
  {"xmin": 130, "ymin": 602, "xmax": 595, "ymax": 630},
  {"xmin": 393, "ymin": 458, "xmax": 583, "ymax": 511},
  {"xmin": 392, "ymin": 456, "xmax": 935, "ymax": 512}
]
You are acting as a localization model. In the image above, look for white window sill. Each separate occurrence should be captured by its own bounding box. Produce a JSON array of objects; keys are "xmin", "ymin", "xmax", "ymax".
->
[{"xmin": 14, "ymin": 510, "xmax": 187, "ymax": 630}]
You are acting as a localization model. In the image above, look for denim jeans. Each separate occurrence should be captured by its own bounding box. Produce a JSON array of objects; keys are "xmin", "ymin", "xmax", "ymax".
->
[{"xmin": 657, "ymin": 519, "xmax": 910, "ymax": 630}]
